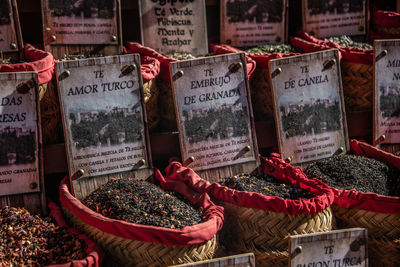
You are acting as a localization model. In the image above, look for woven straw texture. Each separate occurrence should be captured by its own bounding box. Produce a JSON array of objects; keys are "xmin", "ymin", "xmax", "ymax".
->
[
  {"xmin": 368, "ymin": 236, "xmax": 400, "ymax": 267},
  {"xmin": 62, "ymin": 207, "xmax": 218, "ymax": 267},
  {"xmin": 217, "ymin": 201, "xmax": 333, "ymax": 252},
  {"xmin": 157, "ymin": 78, "xmax": 177, "ymax": 131},
  {"xmin": 250, "ymin": 67, "xmax": 274, "ymax": 121},
  {"xmin": 341, "ymin": 61, "xmax": 373, "ymax": 112},
  {"xmin": 143, "ymin": 79, "xmax": 160, "ymax": 131},
  {"xmin": 39, "ymin": 79, "xmax": 62, "ymax": 144},
  {"xmin": 254, "ymin": 249, "xmax": 288, "ymax": 267},
  {"xmin": 332, "ymin": 204, "xmax": 400, "ymax": 239}
]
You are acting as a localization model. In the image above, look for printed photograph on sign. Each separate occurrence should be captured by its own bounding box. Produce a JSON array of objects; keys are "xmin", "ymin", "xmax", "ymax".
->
[
  {"xmin": 220, "ymin": 0, "xmax": 287, "ymax": 47},
  {"xmin": 42, "ymin": 0, "xmax": 118, "ymax": 44},
  {"xmin": 0, "ymin": 0, "xmax": 18, "ymax": 52},
  {"xmin": 302, "ymin": 0, "xmax": 366, "ymax": 38},
  {"xmin": 0, "ymin": 73, "xmax": 40, "ymax": 196},
  {"xmin": 270, "ymin": 49, "xmax": 348, "ymax": 165},
  {"xmin": 57, "ymin": 55, "xmax": 149, "ymax": 179},
  {"xmin": 170, "ymin": 53, "xmax": 257, "ymax": 171},
  {"xmin": 139, "ymin": 0, "xmax": 208, "ymax": 56},
  {"xmin": 374, "ymin": 40, "xmax": 400, "ymax": 145}
]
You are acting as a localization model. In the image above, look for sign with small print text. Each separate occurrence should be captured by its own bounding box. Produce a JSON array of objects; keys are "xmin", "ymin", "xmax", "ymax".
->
[
  {"xmin": 289, "ymin": 228, "xmax": 367, "ymax": 267},
  {"xmin": 302, "ymin": 0, "xmax": 366, "ymax": 38},
  {"xmin": 170, "ymin": 53, "xmax": 258, "ymax": 171},
  {"xmin": 269, "ymin": 49, "xmax": 349, "ymax": 165},
  {"xmin": 139, "ymin": 0, "xmax": 208, "ymax": 56},
  {"xmin": 57, "ymin": 54, "xmax": 150, "ymax": 180},
  {"xmin": 0, "ymin": 72, "xmax": 41, "ymax": 196}
]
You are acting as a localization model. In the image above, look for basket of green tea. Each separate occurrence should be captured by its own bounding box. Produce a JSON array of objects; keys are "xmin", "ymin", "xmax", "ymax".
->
[{"xmin": 59, "ymin": 169, "xmax": 224, "ymax": 267}]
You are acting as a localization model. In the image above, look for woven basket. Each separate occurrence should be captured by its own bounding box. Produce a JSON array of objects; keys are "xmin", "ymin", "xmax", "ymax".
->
[
  {"xmin": 143, "ymin": 78, "xmax": 160, "ymax": 131},
  {"xmin": 157, "ymin": 77, "xmax": 177, "ymax": 131},
  {"xmin": 217, "ymin": 200, "xmax": 333, "ymax": 252},
  {"xmin": 341, "ymin": 61, "xmax": 373, "ymax": 112},
  {"xmin": 62, "ymin": 208, "xmax": 217, "ymax": 267},
  {"xmin": 250, "ymin": 67, "xmax": 274, "ymax": 121},
  {"xmin": 254, "ymin": 249, "xmax": 288, "ymax": 267},
  {"xmin": 368, "ymin": 236, "xmax": 400, "ymax": 267},
  {"xmin": 332, "ymin": 204, "xmax": 400, "ymax": 239}
]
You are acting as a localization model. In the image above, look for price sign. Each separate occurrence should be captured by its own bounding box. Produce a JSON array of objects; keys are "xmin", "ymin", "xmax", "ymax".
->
[
  {"xmin": 0, "ymin": 72, "xmax": 41, "ymax": 196},
  {"xmin": 374, "ymin": 40, "xmax": 400, "ymax": 145},
  {"xmin": 41, "ymin": 0, "xmax": 119, "ymax": 45},
  {"xmin": 57, "ymin": 54, "xmax": 151, "ymax": 180},
  {"xmin": 269, "ymin": 49, "xmax": 349, "ymax": 165},
  {"xmin": 302, "ymin": 0, "xmax": 367, "ymax": 38},
  {"xmin": 139, "ymin": 0, "xmax": 208, "ymax": 56},
  {"xmin": 289, "ymin": 228, "xmax": 367, "ymax": 267},
  {"xmin": 0, "ymin": 0, "xmax": 19, "ymax": 52},
  {"xmin": 220, "ymin": 0, "xmax": 287, "ymax": 47},
  {"xmin": 170, "ymin": 53, "xmax": 258, "ymax": 172}
]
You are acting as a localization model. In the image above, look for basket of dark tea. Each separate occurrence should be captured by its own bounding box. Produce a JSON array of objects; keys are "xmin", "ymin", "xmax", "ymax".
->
[
  {"xmin": 164, "ymin": 157, "xmax": 334, "ymax": 266},
  {"xmin": 59, "ymin": 169, "xmax": 224, "ymax": 267}
]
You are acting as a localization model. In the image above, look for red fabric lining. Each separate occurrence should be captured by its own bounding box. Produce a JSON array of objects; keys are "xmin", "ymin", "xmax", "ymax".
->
[
  {"xmin": 59, "ymin": 169, "xmax": 224, "ymax": 246},
  {"xmin": 164, "ymin": 157, "xmax": 334, "ymax": 215},
  {"xmin": 139, "ymin": 56, "xmax": 160, "ymax": 83},
  {"xmin": 369, "ymin": 30, "xmax": 400, "ymax": 41},
  {"xmin": 373, "ymin": 10, "xmax": 400, "ymax": 28},
  {"xmin": 291, "ymin": 32, "xmax": 373, "ymax": 65},
  {"xmin": 0, "ymin": 44, "xmax": 54, "ymax": 85},
  {"xmin": 47, "ymin": 201, "xmax": 103, "ymax": 267}
]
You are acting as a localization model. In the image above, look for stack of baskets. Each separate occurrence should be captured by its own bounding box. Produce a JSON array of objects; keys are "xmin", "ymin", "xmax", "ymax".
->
[{"xmin": 164, "ymin": 158, "xmax": 334, "ymax": 266}]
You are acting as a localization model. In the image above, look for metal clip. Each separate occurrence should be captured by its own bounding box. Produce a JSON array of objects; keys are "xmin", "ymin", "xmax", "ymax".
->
[
  {"xmin": 323, "ymin": 59, "xmax": 336, "ymax": 71},
  {"xmin": 183, "ymin": 156, "xmax": 195, "ymax": 167},
  {"xmin": 16, "ymin": 79, "xmax": 35, "ymax": 94},
  {"xmin": 29, "ymin": 182, "xmax": 38, "ymax": 190},
  {"xmin": 173, "ymin": 70, "xmax": 184, "ymax": 81},
  {"xmin": 232, "ymin": 146, "xmax": 251, "ymax": 161},
  {"xmin": 120, "ymin": 64, "xmax": 136, "ymax": 77},
  {"xmin": 58, "ymin": 70, "xmax": 71, "ymax": 82},
  {"xmin": 271, "ymin": 67, "xmax": 282, "ymax": 78},
  {"xmin": 332, "ymin": 146, "xmax": 344, "ymax": 156},
  {"xmin": 284, "ymin": 157, "xmax": 292, "ymax": 163},
  {"xmin": 111, "ymin": 35, "xmax": 117, "ymax": 42},
  {"xmin": 9, "ymin": 43, "xmax": 17, "ymax": 50},
  {"xmin": 228, "ymin": 62, "xmax": 243, "ymax": 73},
  {"xmin": 71, "ymin": 169, "xmax": 85, "ymax": 181},
  {"xmin": 132, "ymin": 159, "xmax": 146, "ymax": 170},
  {"xmin": 375, "ymin": 50, "xmax": 388, "ymax": 62},
  {"xmin": 291, "ymin": 246, "xmax": 302, "ymax": 258},
  {"xmin": 50, "ymin": 35, "xmax": 57, "ymax": 42},
  {"xmin": 375, "ymin": 134, "xmax": 386, "ymax": 146}
]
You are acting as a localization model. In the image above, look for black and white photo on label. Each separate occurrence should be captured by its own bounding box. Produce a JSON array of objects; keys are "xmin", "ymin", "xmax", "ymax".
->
[
  {"xmin": 49, "ymin": 0, "xmax": 114, "ymax": 18},
  {"xmin": 0, "ymin": 0, "xmax": 11, "ymax": 25},
  {"xmin": 226, "ymin": 0, "xmax": 283, "ymax": 23},
  {"xmin": 379, "ymin": 85, "xmax": 400, "ymax": 118},
  {"xmin": 307, "ymin": 0, "xmax": 363, "ymax": 15}
]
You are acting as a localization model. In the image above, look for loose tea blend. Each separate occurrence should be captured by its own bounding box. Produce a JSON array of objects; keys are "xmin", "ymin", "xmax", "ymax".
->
[
  {"xmin": 304, "ymin": 154, "xmax": 400, "ymax": 196},
  {"xmin": 83, "ymin": 178, "xmax": 203, "ymax": 229},
  {"xmin": 326, "ymin": 35, "xmax": 373, "ymax": 49},
  {"xmin": 0, "ymin": 207, "xmax": 87, "ymax": 266},
  {"xmin": 59, "ymin": 54, "xmax": 104, "ymax": 61},
  {"xmin": 221, "ymin": 174, "xmax": 315, "ymax": 199},
  {"xmin": 245, "ymin": 44, "xmax": 302, "ymax": 54}
]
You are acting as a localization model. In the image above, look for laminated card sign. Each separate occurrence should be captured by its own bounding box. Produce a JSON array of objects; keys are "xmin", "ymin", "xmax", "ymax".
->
[
  {"xmin": 220, "ymin": 0, "xmax": 287, "ymax": 47},
  {"xmin": 270, "ymin": 49, "xmax": 348, "ymax": 165},
  {"xmin": 302, "ymin": 0, "xmax": 367, "ymax": 38},
  {"xmin": 139, "ymin": 0, "xmax": 208, "ymax": 56},
  {"xmin": 0, "ymin": 72, "xmax": 41, "ymax": 197},
  {"xmin": 57, "ymin": 54, "xmax": 151, "ymax": 186},
  {"xmin": 0, "ymin": 0, "xmax": 20, "ymax": 53},
  {"xmin": 374, "ymin": 40, "xmax": 400, "ymax": 146},
  {"xmin": 170, "ymin": 53, "xmax": 258, "ymax": 172}
]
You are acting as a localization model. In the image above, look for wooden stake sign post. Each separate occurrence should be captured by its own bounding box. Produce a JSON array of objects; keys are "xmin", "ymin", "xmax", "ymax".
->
[
  {"xmin": 289, "ymin": 228, "xmax": 368, "ymax": 267},
  {"xmin": 302, "ymin": 0, "xmax": 367, "ymax": 38},
  {"xmin": 56, "ymin": 54, "xmax": 152, "ymax": 199},
  {"xmin": 139, "ymin": 0, "xmax": 208, "ymax": 56},
  {"xmin": 41, "ymin": 0, "xmax": 122, "ymax": 59},
  {"xmin": 0, "ymin": 72, "xmax": 45, "ymax": 215},
  {"xmin": 269, "ymin": 49, "xmax": 349, "ymax": 166},
  {"xmin": 373, "ymin": 39, "xmax": 400, "ymax": 153},
  {"xmin": 220, "ymin": 0, "xmax": 288, "ymax": 47},
  {"xmin": 0, "ymin": 0, "xmax": 23, "ymax": 56},
  {"xmin": 170, "ymin": 53, "xmax": 259, "ymax": 182}
]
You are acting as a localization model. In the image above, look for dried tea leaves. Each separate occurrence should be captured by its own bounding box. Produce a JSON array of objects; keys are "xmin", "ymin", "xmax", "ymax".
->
[
  {"xmin": 83, "ymin": 178, "xmax": 203, "ymax": 229},
  {"xmin": 245, "ymin": 44, "xmax": 303, "ymax": 55},
  {"xmin": 304, "ymin": 154, "xmax": 400, "ymax": 196},
  {"xmin": 60, "ymin": 54, "xmax": 104, "ymax": 61},
  {"xmin": 166, "ymin": 52, "xmax": 214, "ymax": 61},
  {"xmin": 0, "ymin": 207, "xmax": 87, "ymax": 267},
  {"xmin": 326, "ymin": 35, "xmax": 373, "ymax": 50},
  {"xmin": 221, "ymin": 174, "xmax": 315, "ymax": 199}
]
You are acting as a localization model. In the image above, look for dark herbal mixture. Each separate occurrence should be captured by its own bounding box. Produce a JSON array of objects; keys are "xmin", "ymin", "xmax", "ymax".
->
[
  {"xmin": 83, "ymin": 178, "xmax": 203, "ymax": 229},
  {"xmin": 221, "ymin": 174, "xmax": 315, "ymax": 199},
  {"xmin": 0, "ymin": 58, "xmax": 25, "ymax": 64},
  {"xmin": 60, "ymin": 54, "xmax": 104, "ymax": 61},
  {"xmin": 304, "ymin": 154, "xmax": 400, "ymax": 196},
  {"xmin": 326, "ymin": 35, "xmax": 373, "ymax": 50},
  {"xmin": 0, "ymin": 207, "xmax": 87, "ymax": 267},
  {"xmin": 245, "ymin": 44, "xmax": 303, "ymax": 54}
]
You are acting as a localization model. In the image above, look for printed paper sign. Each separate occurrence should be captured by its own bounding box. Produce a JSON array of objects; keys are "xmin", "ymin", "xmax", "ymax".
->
[
  {"xmin": 139, "ymin": 0, "xmax": 208, "ymax": 56},
  {"xmin": 0, "ymin": 0, "xmax": 18, "ymax": 52},
  {"xmin": 270, "ymin": 49, "xmax": 348, "ymax": 165},
  {"xmin": 57, "ymin": 54, "xmax": 150, "ymax": 179},
  {"xmin": 0, "ymin": 72, "xmax": 40, "ymax": 196},
  {"xmin": 289, "ymin": 228, "xmax": 367, "ymax": 267},
  {"xmin": 42, "ymin": 0, "xmax": 118, "ymax": 44},
  {"xmin": 220, "ymin": 0, "xmax": 287, "ymax": 47},
  {"xmin": 374, "ymin": 40, "xmax": 400, "ymax": 145},
  {"xmin": 302, "ymin": 0, "xmax": 366, "ymax": 38},
  {"xmin": 170, "ymin": 53, "xmax": 257, "ymax": 171}
]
